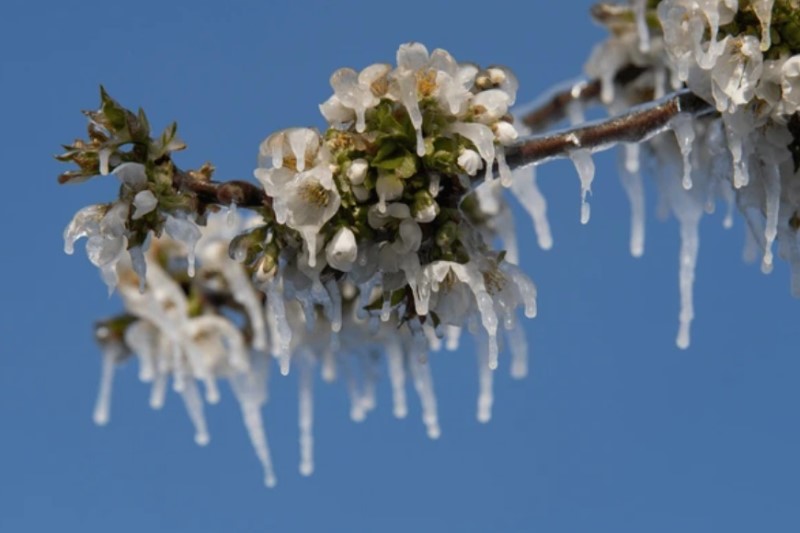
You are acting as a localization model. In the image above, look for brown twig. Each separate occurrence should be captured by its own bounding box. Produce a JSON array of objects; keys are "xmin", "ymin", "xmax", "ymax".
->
[
  {"xmin": 520, "ymin": 64, "xmax": 648, "ymax": 132},
  {"xmin": 173, "ymin": 169, "xmax": 272, "ymax": 211},
  {"xmin": 507, "ymin": 89, "xmax": 715, "ymax": 171}
]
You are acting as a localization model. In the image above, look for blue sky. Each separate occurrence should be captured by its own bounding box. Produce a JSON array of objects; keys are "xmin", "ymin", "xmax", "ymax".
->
[{"xmin": 2, "ymin": 1, "xmax": 799, "ymax": 531}]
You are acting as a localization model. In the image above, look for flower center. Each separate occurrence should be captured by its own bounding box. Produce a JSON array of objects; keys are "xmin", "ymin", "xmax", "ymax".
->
[
  {"xmin": 416, "ymin": 69, "xmax": 438, "ymax": 98},
  {"xmin": 299, "ymin": 182, "xmax": 330, "ymax": 208}
]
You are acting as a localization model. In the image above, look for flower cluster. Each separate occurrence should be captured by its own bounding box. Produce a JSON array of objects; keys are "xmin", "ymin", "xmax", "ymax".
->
[
  {"xmin": 61, "ymin": 44, "xmax": 542, "ymax": 487},
  {"xmin": 247, "ymin": 42, "xmax": 537, "ymax": 369}
]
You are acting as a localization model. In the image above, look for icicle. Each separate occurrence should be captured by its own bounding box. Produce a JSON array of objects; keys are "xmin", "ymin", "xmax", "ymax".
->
[
  {"xmin": 496, "ymin": 147, "xmax": 513, "ymax": 187},
  {"xmin": 743, "ymin": 224, "xmax": 759, "ymax": 263},
  {"xmin": 165, "ymin": 214, "xmax": 201, "ymax": 277},
  {"xmin": 380, "ymin": 294, "xmax": 392, "ymax": 322},
  {"xmin": 229, "ymin": 353, "xmax": 276, "ymax": 487},
  {"xmin": 619, "ymin": 144, "xmax": 646, "ymax": 257},
  {"xmin": 298, "ymin": 357, "xmax": 314, "ymax": 476},
  {"xmin": 672, "ymin": 115, "xmax": 696, "ymax": 190},
  {"xmin": 324, "ymin": 278, "xmax": 343, "ymax": 333},
  {"xmin": 506, "ymin": 322, "xmax": 529, "ymax": 379},
  {"xmin": 227, "ymin": 203, "xmax": 238, "ymax": 226},
  {"xmin": 409, "ymin": 347, "xmax": 440, "ymax": 439},
  {"xmin": 180, "ymin": 378, "xmax": 210, "ymax": 446},
  {"xmin": 780, "ymin": 224, "xmax": 800, "ymax": 297},
  {"xmin": 566, "ymin": 100, "xmax": 585, "ymax": 126},
  {"xmin": 92, "ymin": 342, "xmax": 122, "ymax": 426},
  {"xmin": 476, "ymin": 336, "xmax": 494, "ymax": 423},
  {"xmin": 224, "ymin": 263, "xmax": 267, "ymax": 352},
  {"xmin": 322, "ymin": 347, "xmax": 336, "ymax": 382},
  {"xmin": 761, "ymin": 162, "xmax": 781, "ymax": 273},
  {"xmin": 570, "ymin": 149, "xmax": 595, "ymax": 224},
  {"xmin": 475, "ymin": 291, "xmax": 499, "ymax": 370},
  {"xmin": 634, "ymin": 0, "xmax": 651, "ymax": 53},
  {"xmin": 387, "ymin": 342, "xmax": 408, "ymax": 418},
  {"xmin": 150, "ymin": 370, "xmax": 168, "ymax": 409},
  {"xmin": 510, "ymin": 164, "xmax": 553, "ymax": 250},
  {"xmin": 344, "ymin": 355, "xmax": 366, "ymax": 422},
  {"xmin": 725, "ymin": 120, "xmax": 751, "ymax": 188},
  {"xmin": 752, "ymin": 0, "xmax": 775, "ymax": 51},
  {"xmin": 444, "ymin": 325, "xmax": 461, "ymax": 351},
  {"xmin": 265, "ymin": 280, "xmax": 292, "ymax": 376},
  {"xmin": 675, "ymin": 214, "xmax": 701, "ymax": 350}
]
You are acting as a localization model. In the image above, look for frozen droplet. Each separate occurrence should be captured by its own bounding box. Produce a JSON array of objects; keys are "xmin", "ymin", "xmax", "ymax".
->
[
  {"xmin": 762, "ymin": 162, "xmax": 781, "ymax": 272},
  {"xmin": 510, "ymin": 165, "xmax": 553, "ymax": 250},
  {"xmin": 387, "ymin": 343, "xmax": 408, "ymax": 419},
  {"xmin": 619, "ymin": 144, "xmax": 646, "ymax": 257},
  {"xmin": 570, "ymin": 149, "xmax": 595, "ymax": 225},
  {"xmin": 180, "ymin": 378, "xmax": 210, "ymax": 446},
  {"xmin": 298, "ymin": 359, "xmax": 314, "ymax": 477},
  {"xmin": 476, "ymin": 337, "xmax": 494, "ymax": 423},
  {"xmin": 93, "ymin": 343, "xmax": 121, "ymax": 426},
  {"xmin": 751, "ymin": 0, "xmax": 775, "ymax": 51},
  {"xmin": 634, "ymin": 0, "xmax": 650, "ymax": 53},
  {"xmin": 672, "ymin": 116, "xmax": 695, "ymax": 190},
  {"xmin": 675, "ymin": 215, "xmax": 700, "ymax": 350}
]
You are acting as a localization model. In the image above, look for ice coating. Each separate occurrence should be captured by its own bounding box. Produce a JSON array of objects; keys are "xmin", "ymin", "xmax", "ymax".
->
[{"xmin": 570, "ymin": 149, "xmax": 595, "ymax": 225}]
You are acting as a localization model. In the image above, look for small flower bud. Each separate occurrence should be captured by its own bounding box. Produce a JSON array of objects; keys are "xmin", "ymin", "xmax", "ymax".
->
[
  {"xmin": 435, "ymin": 221, "xmax": 459, "ymax": 248},
  {"xmin": 347, "ymin": 158, "xmax": 369, "ymax": 185},
  {"xmin": 412, "ymin": 190, "xmax": 439, "ymax": 223},
  {"xmin": 326, "ymin": 226, "xmax": 358, "ymax": 272},
  {"xmin": 487, "ymin": 67, "xmax": 506, "ymax": 85},
  {"xmin": 492, "ymin": 121, "xmax": 518, "ymax": 144},
  {"xmin": 458, "ymin": 149, "xmax": 482, "ymax": 176},
  {"xmin": 376, "ymin": 174, "xmax": 404, "ymax": 212},
  {"xmin": 132, "ymin": 190, "xmax": 157, "ymax": 220}
]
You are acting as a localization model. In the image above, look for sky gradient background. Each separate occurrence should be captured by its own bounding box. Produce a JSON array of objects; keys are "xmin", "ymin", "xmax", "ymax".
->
[{"xmin": 2, "ymin": 1, "xmax": 799, "ymax": 531}]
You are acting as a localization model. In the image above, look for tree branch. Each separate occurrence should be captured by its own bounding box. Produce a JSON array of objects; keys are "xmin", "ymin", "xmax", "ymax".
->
[
  {"xmin": 520, "ymin": 64, "xmax": 649, "ymax": 132},
  {"xmin": 172, "ymin": 168, "xmax": 272, "ymax": 211},
  {"xmin": 506, "ymin": 89, "xmax": 715, "ymax": 171}
]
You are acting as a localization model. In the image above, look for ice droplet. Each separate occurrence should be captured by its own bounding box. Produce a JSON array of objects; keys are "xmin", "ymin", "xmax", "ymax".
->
[
  {"xmin": 387, "ymin": 342, "xmax": 408, "ymax": 419},
  {"xmin": 298, "ymin": 358, "xmax": 314, "ymax": 476},
  {"xmin": 93, "ymin": 343, "xmax": 122, "ymax": 426},
  {"xmin": 476, "ymin": 336, "xmax": 494, "ymax": 423},
  {"xmin": 570, "ymin": 149, "xmax": 595, "ymax": 225},
  {"xmin": 619, "ymin": 144, "xmax": 646, "ymax": 257},
  {"xmin": 672, "ymin": 115, "xmax": 696, "ymax": 190},
  {"xmin": 761, "ymin": 162, "xmax": 781, "ymax": 272},
  {"xmin": 675, "ymin": 215, "xmax": 700, "ymax": 350},
  {"xmin": 510, "ymin": 164, "xmax": 553, "ymax": 250}
]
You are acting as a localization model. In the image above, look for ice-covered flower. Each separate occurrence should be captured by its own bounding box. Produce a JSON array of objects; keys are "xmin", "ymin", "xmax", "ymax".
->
[
  {"xmin": 711, "ymin": 35, "xmax": 763, "ymax": 112},
  {"xmin": 320, "ymin": 63, "xmax": 391, "ymax": 132},
  {"xmin": 64, "ymin": 202, "xmax": 130, "ymax": 293},
  {"xmin": 781, "ymin": 55, "xmax": 800, "ymax": 114},
  {"xmin": 389, "ymin": 42, "xmax": 478, "ymax": 155}
]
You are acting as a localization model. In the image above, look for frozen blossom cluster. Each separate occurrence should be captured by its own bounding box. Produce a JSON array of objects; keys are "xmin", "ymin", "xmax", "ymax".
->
[
  {"xmin": 57, "ymin": 1, "xmax": 800, "ymax": 488},
  {"xmin": 565, "ymin": 0, "xmax": 800, "ymax": 347},
  {"xmin": 60, "ymin": 44, "xmax": 541, "ymax": 486}
]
